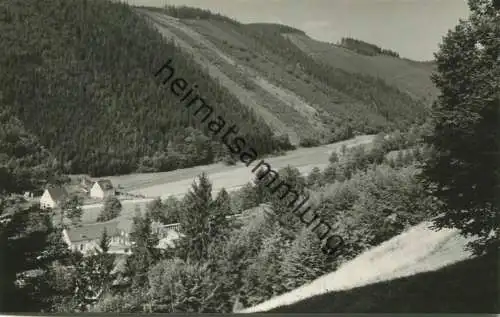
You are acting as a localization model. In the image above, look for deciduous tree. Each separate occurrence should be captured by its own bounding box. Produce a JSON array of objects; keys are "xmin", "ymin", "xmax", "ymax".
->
[
  {"xmin": 421, "ymin": 0, "xmax": 499, "ymax": 254},
  {"xmin": 62, "ymin": 195, "xmax": 83, "ymax": 225},
  {"xmin": 97, "ymin": 197, "xmax": 122, "ymax": 222}
]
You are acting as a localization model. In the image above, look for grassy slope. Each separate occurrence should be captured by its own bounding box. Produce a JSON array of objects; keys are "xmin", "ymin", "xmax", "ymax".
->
[
  {"xmin": 268, "ymin": 253, "xmax": 498, "ymax": 313},
  {"xmin": 238, "ymin": 221, "xmax": 497, "ymax": 313},
  {"xmin": 285, "ymin": 33, "xmax": 439, "ymax": 105}
]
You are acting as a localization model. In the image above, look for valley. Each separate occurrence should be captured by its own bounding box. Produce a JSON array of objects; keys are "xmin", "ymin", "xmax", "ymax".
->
[
  {"xmin": 105, "ymin": 134, "xmax": 374, "ymax": 197},
  {"xmin": 0, "ymin": 0, "xmax": 496, "ymax": 314},
  {"xmin": 78, "ymin": 134, "xmax": 375, "ymax": 223}
]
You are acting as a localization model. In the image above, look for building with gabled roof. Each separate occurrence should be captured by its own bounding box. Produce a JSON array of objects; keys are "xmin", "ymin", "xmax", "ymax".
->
[
  {"xmin": 62, "ymin": 220, "xmax": 132, "ymax": 255},
  {"xmin": 90, "ymin": 179, "xmax": 116, "ymax": 199},
  {"xmin": 40, "ymin": 187, "xmax": 68, "ymax": 209}
]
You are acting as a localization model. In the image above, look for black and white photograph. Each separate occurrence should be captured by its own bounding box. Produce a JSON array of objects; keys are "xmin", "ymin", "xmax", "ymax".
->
[{"xmin": 0, "ymin": 0, "xmax": 498, "ymax": 313}]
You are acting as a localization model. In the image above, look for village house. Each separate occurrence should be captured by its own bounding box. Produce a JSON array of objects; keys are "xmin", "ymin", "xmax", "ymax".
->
[
  {"xmin": 62, "ymin": 218, "xmax": 183, "ymax": 255},
  {"xmin": 40, "ymin": 187, "xmax": 68, "ymax": 209},
  {"xmin": 62, "ymin": 220, "xmax": 133, "ymax": 255},
  {"xmin": 90, "ymin": 179, "xmax": 116, "ymax": 199}
]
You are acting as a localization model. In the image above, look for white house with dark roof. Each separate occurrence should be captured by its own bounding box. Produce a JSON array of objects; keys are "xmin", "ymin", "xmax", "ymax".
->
[
  {"xmin": 62, "ymin": 209, "xmax": 188, "ymax": 256},
  {"xmin": 62, "ymin": 220, "xmax": 132, "ymax": 255},
  {"xmin": 90, "ymin": 179, "xmax": 116, "ymax": 199},
  {"xmin": 40, "ymin": 187, "xmax": 68, "ymax": 209}
]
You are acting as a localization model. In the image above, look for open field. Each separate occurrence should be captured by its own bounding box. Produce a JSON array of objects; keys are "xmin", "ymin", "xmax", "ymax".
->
[
  {"xmin": 80, "ymin": 200, "xmax": 150, "ymax": 224},
  {"xmin": 102, "ymin": 135, "xmax": 375, "ymax": 199}
]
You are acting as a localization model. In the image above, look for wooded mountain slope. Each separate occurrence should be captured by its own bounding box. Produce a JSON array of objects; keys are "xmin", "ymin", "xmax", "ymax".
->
[
  {"xmin": 285, "ymin": 33, "xmax": 438, "ymax": 105},
  {"xmin": 0, "ymin": 0, "xmax": 291, "ymax": 177},
  {"xmin": 0, "ymin": 0, "xmax": 434, "ymax": 177},
  {"xmin": 0, "ymin": 111, "xmax": 63, "ymax": 194},
  {"xmin": 142, "ymin": 5, "xmax": 432, "ymax": 144}
]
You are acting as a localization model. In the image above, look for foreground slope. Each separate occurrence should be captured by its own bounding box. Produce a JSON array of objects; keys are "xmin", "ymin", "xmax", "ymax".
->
[
  {"xmin": 267, "ymin": 253, "xmax": 498, "ymax": 313},
  {"xmin": 238, "ymin": 221, "xmax": 496, "ymax": 313}
]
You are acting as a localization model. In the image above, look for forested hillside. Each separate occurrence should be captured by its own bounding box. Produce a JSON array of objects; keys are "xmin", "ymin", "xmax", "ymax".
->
[
  {"xmin": 0, "ymin": 110, "xmax": 64, "ymax": 194},
  {"xmin": 284, "ymin": 34, "xmax": 438, "ymax": 104},
  {"xmin": 0, "ymin": 0, "xmax": 434, "ymax": 178},
  {"xmin": 145, "ymin": 5, "xmax": 429, "ymax": 143},
  {"xmin": 0, "ymin": 0, "xmax": 292, "ymax": 177}
]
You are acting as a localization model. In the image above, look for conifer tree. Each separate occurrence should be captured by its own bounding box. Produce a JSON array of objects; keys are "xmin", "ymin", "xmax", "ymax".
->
[
  {"xmin": 72, "ymin": 253, "xmax": 114, "ymax": 311},
  {"xmin": 0, "ymin": 204, "xmax": 67, "ymax": 311},
  {"xmin": 395, "ymin": 150, "xmax": 405, "ymax": 167},
  {"xmin": 281, "ymin": 228, "xmax": 329, "ymax": 292},
  {"xmin": 126, "ymin": 212, "xmax": 159, "ymax": 288},
  {"xmin": 241, "ymin": 223, "xmax": 289, "ymax": 306},
  {"xmin": 266, "ymin": 166, "xmax": 306, "ymax": 231},
  {"xmin": 146, "ymin": 198, "xmax": 165, "ymax": 223},
  {"xmin": 322, "ymin": 164, "xmax": 338, "ymax": 184},
  {"xmin": 328, "ymin": 151, "xmax": 339, "ymax": 164},
  {"xmin": 97, "ymin": 197, "xmax": 122, "ymax": 222},
  {"xmin": 209, "ymin": 188, "xmax": 232, "ymax": 241},
  {"xmin": 238, "ymin": 182, "xmax": 260, "ymax": 211},
  {"xmin": 307, "ymin": 166, "xmax": 324, "ymax": 188},
  {"xmin": 177, "ymin": 173, "xmax": 213, "ymax": 261},
  {"xmin": 162, "ymin": 196, "xmax": 182, "ymax": 223},
  {"xmin": 99, "ymin": 228, "xmax": 111, "ymax": 254}
]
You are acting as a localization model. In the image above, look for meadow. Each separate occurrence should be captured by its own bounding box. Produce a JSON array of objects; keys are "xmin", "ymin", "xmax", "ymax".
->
[{"xmin": 102, "ymin": 135, "xmax": 375, "ymax": 198}]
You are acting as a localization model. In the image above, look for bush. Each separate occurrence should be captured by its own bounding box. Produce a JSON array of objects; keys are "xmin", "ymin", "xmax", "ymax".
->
[
  {"xmin": 97, "ymin": 196, "xmax": 122, "ymax": 222},
  {"xmin": 299, "ymin": 138, "xmax": 320, "ymax": 148}
]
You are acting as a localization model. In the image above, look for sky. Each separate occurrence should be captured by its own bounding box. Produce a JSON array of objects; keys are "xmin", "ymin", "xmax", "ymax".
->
[{"xmin": 124, "ymin": 0, "xmax": 471, "ymax": 61}]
